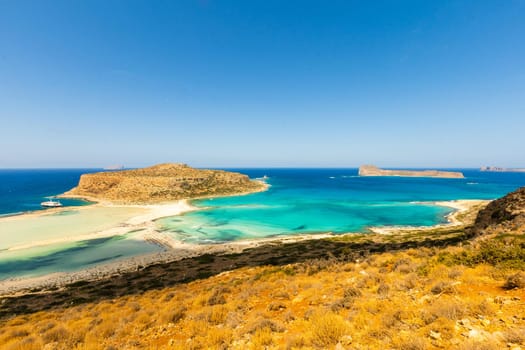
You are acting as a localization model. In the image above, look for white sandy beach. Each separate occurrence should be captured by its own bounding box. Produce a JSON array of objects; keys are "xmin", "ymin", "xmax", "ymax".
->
[
  {"xmin": 0, "ymin": 200, "xmax": 196, "ymax": 252},
  {"xmin": 368, "ymin": 199, "xmax": 489, "ymax": 234}
]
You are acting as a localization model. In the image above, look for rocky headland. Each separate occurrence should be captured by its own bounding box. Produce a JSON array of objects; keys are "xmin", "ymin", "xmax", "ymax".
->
[
  {"xmin": 472, "ymin": 186, "xmax": 525, "ymax": 235},
  {"xmin": 358, "ymin": 164, "xmax": 465, "ymax": 178},
  {"xmin": 63, "ymin": 163, "xmax": 266, "ymax": 204}
]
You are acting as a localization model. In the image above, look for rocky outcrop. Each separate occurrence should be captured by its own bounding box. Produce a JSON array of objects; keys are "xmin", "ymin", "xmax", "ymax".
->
[
  {"xmin": 358, "ymin": 165, "xmax": 464, "ymax": 179},
  {"xmin": 472, "ymin": 186, "xmax": 525, "ymax": 235},
  {"xmin": 63, "ymin": 163, "xmax": 266, "ymax": 204}
]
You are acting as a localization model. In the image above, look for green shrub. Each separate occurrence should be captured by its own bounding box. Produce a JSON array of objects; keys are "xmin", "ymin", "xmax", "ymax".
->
[{"xmin": 437, "ymin": 239, "xmax": 525, "ymax": 269}]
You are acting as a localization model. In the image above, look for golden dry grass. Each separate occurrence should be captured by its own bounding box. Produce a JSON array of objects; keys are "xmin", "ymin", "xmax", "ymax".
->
[{"xmin": 1, "ymin": 246, "xmax": 525, "ymax": 350}]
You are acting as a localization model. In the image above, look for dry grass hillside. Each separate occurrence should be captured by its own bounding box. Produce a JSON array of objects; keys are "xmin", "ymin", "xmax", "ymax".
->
[
  {"xmin": 1, "ymin": 190, "xmax": 525, "ymax": 349},
  {"xmin": 63, "ymin": 164, "xmax": 266, "ymax": 203}
]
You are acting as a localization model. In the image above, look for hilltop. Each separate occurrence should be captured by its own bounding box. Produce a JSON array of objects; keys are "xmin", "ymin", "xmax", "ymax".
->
[
  {"xmin": 359, "ymin": 165, "xmax": 465, "ymax": 179},
  {"xmin": 63, "ymin": 163, "xmax": 266, "ymax": 204},
  {"xmin": 472, "ymin": 186, "xmax": 525, "ymax": 235}
]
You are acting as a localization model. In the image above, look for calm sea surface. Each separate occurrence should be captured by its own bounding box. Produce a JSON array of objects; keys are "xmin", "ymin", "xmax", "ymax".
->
[
  {"xmin": 0, "ymin": 169, "xmax": 99, "ymax": 216},
  {"xmin": 1, "ymin": 168, "xmax": 524, "ymax": 280},
  {"xmin": 159, "ymin": 169, "xmax": 525, "ymax": 243}
]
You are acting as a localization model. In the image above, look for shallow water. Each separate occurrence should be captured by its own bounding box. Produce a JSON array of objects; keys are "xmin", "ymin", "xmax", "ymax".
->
[
  {"xmin": 0, "ymin": 206, "xmax": 146, "ymax": 250},
  {"xmin": 0, "ymin": 205, "xmax": 162, "ymax": 280},
  {"xmin": 157, "ymin": 169, "xmax": 525, "ymax": 243},
  {"xmin": 0, "ymin": 231, "xmax": 162, "ymax": 279}
]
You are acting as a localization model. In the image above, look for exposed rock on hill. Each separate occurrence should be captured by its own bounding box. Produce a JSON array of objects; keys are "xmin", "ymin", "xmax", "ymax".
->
[
  {"xmin": 472, "ymin": 186, "xmax": 525, "ymax": 235},
  {"xmin": 63, "ymin": 163, "xmax": 266, "ymax": 204},
  {"xmin": 358, "ymin": 165, "xmax": 464, "ymax": 178}
]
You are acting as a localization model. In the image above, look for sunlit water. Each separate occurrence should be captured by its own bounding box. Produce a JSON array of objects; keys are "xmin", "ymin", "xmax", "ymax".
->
[
  {"xmin": 157, "ymin": 169, "xmax": 525, "ymax": 243},
  {"xmin": 0, "ymin": 206, "xmax": 145, "ymax": 250},
  {"xmin": 1, "ymin": 168, "xmax": 524, "ymax": 280}
]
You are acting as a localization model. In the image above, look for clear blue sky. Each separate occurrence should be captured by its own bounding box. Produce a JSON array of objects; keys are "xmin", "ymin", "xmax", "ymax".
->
[{"xmin": 1, "ymin": 1, "xmax": 524, "ymax": 168}]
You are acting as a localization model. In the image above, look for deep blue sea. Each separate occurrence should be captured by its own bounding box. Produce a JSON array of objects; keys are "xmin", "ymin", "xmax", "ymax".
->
[
  {"xmin": 1, "ymin": 168, "xmax": 524, "ymax": 280},
  {"xmin": 0, "ymin": 169, "xmax": 100, "ymax": 216},
  {"xmin": 2, "ymin": 168, "xmax": 524, "ymax": 218}
]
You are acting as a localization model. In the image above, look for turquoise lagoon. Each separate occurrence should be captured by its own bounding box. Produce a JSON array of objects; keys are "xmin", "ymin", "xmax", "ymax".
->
[
  {"xmin": 157, "ymin": 168, "xmax": 525, "ymax": 243},
  {"xmin": 1, "ymin": 168, "xmax": 524, "ymax": 280}
]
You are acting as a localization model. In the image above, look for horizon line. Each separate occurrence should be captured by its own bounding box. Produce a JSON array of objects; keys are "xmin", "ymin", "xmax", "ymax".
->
[{"xmin": 0, "ymin": 166, "xmax": 498, "ymax": 170}]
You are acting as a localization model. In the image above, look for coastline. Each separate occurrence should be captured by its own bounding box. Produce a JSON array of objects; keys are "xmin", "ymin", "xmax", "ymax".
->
[
  {"xmin": 368, "ymin": 199, "xmax": 489, "ymax": 234},
  {"xmin": 0, "ymin": 179, "xmax": 269, "ymax": 250},
  {"xmin": 0, "ymin": 200, "xmax": 196, "ymax": 252},
  {"xmin": 0, "ymin": 196, "xmax": 487, "ymax": 295}
]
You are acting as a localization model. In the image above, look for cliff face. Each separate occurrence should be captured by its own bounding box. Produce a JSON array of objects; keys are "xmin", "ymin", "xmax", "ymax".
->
[
  {"xmin": 358, "ymin": 165, "xmax": 464, "ymax": 179},
  {"xmin": 63, "ymin": 163, "xmax": 266, "ymax": 204},
  {"xmin": 472, "ymin": 186, "xmax": 525, "ymax": 235}
]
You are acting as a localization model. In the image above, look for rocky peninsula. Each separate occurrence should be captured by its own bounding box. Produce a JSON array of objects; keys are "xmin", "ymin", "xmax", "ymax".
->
[
  {"xmin": 358, "ymin": 165, "xmax": 464, "ymax": 178},
  {"xmin": 63, "ymin": 163, "xmax": 266, "ymax": 203}
]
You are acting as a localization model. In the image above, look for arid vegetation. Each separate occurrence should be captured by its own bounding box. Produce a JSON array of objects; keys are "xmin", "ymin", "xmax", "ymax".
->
[
  {"xmin": 1, "ymin": 227, "xmax": 524, "ymax": 349},
  {"xmin": 63, "ymin": 163, "xmax": 266, "ymax": 204}
]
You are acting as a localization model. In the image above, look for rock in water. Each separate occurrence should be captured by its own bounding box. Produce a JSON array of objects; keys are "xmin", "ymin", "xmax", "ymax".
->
[
  {"xmin": 63, "ymin": 163, "xmax": 266, "ymax": 204},
  {"xmin": 358, "ymin": 165, "xmax": 464, "ymax": 178}
]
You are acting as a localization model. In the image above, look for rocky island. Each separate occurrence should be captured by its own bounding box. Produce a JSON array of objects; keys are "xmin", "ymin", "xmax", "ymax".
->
[
  {"xmin": 63, "ymin": 163, "xmax": 266, "ymax": 203},
  {"xmin": 481, "ymin": 166, "xmax": 525, "ymax": 173},
  {"xmin": 358, "ymin": 164, "xmax": 464, "ymax": 178}
]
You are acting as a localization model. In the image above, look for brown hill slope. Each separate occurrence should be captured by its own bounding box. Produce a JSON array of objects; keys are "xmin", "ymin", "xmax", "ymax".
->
[
  {"xmin": 472, "ymin": 186, "xmax": 525, "ymax": 235},
  {"xmin": 63, "ymin": 163, "xmax": 266, "ymax": 203}
]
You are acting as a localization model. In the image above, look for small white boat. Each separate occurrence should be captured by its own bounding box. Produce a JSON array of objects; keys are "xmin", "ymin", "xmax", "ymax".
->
[{"xmin": 41, "ymin": 197, "xmax": 63, "ymax": 208}]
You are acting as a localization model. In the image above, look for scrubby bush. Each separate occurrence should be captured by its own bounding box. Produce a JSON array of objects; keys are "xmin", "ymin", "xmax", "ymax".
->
[
  {"xmin": 207, "ymin": 287, "xmax": 229, "ymax": 305},
  {"xmin": 161, "ymin": 305, "xmax": 186, "ymax": 324},
  {"xmin": 394, "ymin": 336, "xmax": 427, "ymax": 350},
  {"xmin": 503, "ymin": 327, "xmax": 525, "ymax": 344},
  {"xmin": 438, "ymin": 238, "xmax": 525, "ymax": 269},
  {"xmin": 430, "ymin": 281, "xmax": 457, "ymax": 295},
  {"xmin": 246, "ymin": 318, "xmax": 285, "ymax": 334},
  {"xmin": 504, "ymin": 271, "xmax": 525, "ymax": 289},
  {"xmin": 309, "ymin": 312, "xmax": 349, "ymax": 347},
  {"xmin": 429, "ymin": 298, "xmax": 466, "ymax": 320}
]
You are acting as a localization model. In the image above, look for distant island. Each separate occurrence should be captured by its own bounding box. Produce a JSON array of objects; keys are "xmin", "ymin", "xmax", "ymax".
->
[
  {"xmin": 480, "ymin": 166, "xmax": 525, "ymax": 173},
  {"xmin": 63, "ymin": 163, "xmax": 267, "ymax": 204},
  {"xmin": 358, "ymin": 165, "xmax": 465, "ymax": 178},
  {"xmin": 103, "ymin": 165, "xmax": 125, "ymax": 170}
]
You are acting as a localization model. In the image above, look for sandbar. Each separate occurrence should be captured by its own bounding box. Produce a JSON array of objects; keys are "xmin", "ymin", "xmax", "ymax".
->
[{"xmin": 0, "ymin": 200, "xmax": 196, "ymax": 251}]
